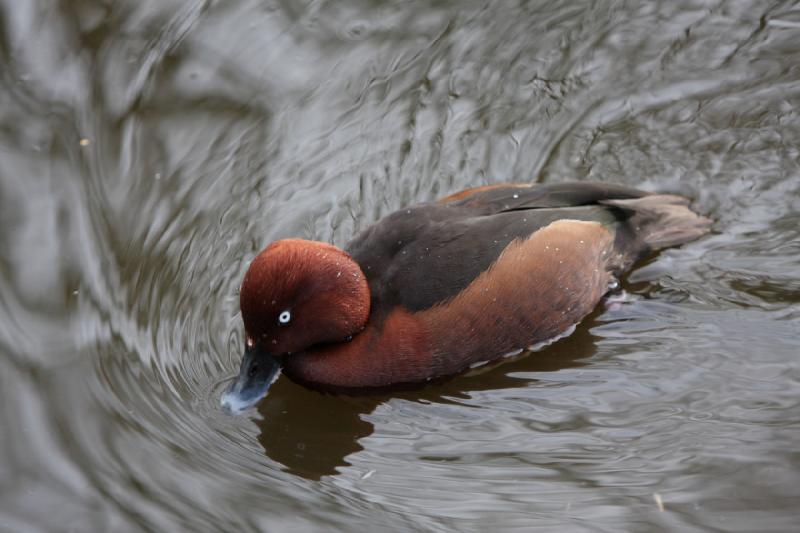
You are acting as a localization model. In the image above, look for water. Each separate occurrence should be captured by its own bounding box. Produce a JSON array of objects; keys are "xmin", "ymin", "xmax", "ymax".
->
[{"xmin": 1, "ymin": 1, "xmax": 799, "ymax": 531}]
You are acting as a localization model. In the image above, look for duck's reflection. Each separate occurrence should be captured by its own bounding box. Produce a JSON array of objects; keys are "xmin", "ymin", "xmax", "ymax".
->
[
  {"xmin": 256, "ymin": 311, "xmax": 603, "ymax": 480},
  {"xmin": 255, "ymin": 379, "xmax": 380, "ymax": 480}
]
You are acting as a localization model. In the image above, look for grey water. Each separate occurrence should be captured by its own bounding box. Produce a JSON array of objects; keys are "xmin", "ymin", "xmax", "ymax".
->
[{"xmin": 1, "ymin": 1, "xmax": 799, "ymax": 531}]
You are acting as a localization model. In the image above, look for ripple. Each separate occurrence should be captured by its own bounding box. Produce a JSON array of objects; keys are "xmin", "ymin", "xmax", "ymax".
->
[{"xmin": 2, "ymin": 0, "xmax": 800, "ymax": 531}]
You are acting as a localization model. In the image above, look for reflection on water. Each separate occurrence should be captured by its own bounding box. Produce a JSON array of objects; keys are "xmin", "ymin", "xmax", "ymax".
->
[
  {"xmin": 1, "ymin": 0, "xmax": 799, "ymax": 531},
  {"xmin": 259, "ymin": 316, "xmax": 599, "ymax": 479}
]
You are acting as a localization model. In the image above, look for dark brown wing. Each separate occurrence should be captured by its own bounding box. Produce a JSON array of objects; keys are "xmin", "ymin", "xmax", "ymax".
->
[
  {"xmin": 346, "ymin": 182, "xmax": 651, "ymax": 315},
  {"xmin": 441, "ymin": 181, "xmax": 648, "ymax": 212}
]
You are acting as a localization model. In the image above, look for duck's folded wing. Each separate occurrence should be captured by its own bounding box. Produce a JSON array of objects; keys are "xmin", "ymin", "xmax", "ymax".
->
[
  {"xmin": 439, "ymin": 181, "xmax": 647, "ymax": 213},
  {"xmin": 351, "ymin": 182, "xmax": 707, "ymax": 316},
  {"xmin": 367, "ymin": 203, "xmax": 626, "ymax": 314}
]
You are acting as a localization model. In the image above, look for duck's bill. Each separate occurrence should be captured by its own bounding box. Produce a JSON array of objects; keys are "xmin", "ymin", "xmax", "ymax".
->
[{"xmin": 220, "ymin": 346, "xmax": 282, "ymax": 414}]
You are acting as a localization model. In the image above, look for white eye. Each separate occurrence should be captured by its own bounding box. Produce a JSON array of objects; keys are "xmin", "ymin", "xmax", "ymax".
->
[{"xmin": 278, "ymin": 310, "xmax": 291, "ymax": 324}]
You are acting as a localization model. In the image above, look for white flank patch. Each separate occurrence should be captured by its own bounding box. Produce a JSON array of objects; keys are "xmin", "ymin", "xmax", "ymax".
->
[
  {"xmin": 528, "ymin": 323, "xmax": 577, "ymax": 352},
  {"xmin": 501, "ymin": 348, "xmax": 525, "ymax": 359},
  {"xmin": 464, "ymin": 324, "xmax": 579, "ymax": 376}
]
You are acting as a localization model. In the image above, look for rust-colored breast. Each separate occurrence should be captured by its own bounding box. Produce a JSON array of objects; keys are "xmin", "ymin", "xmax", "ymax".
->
[
  {"xmin": 284, "ymin": 219, "xmax": 615, "ymax": 390},
  {"xmin": 283, "ymin": 307, "xmax": 432, "ymax": 390}
]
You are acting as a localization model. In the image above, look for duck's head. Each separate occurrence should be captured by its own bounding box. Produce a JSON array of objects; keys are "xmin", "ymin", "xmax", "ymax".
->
[{"xmin": 221, "ymin": 239, "xmax": 370, "ymax": 413}]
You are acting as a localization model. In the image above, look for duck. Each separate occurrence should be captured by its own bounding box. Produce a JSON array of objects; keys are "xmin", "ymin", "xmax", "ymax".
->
[{"xmin": 221, "ymin": 181, "xmax": 710, "ymax": 412}]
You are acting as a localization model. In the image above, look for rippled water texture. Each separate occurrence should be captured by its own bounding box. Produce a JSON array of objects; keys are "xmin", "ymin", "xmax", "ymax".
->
[{"xmin": 2, "ymin": 1, "xmax": 799, "ymax": 531}]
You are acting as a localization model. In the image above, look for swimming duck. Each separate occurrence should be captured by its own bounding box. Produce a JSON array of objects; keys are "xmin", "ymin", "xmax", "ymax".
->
[{"xmin": 221, "ymin": 182, "xmax": 710, "ymax": 412}]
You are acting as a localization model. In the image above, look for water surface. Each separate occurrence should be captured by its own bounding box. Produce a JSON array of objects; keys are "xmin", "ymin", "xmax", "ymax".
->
[{"xmin": 1, "ymin": 1, "xmax": 799, "ymax": 531}]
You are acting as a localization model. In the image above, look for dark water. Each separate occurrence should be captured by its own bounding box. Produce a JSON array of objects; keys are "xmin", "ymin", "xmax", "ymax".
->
[{"xmin": 1, "ymin": 1, "xmax": 799, "ymax": 531}]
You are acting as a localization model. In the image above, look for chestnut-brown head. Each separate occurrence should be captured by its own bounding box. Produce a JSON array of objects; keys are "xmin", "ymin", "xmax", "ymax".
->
[
  {"xmin": 222, "ymin": 239, "xmax": 370, "ymax": 412},
  {"xmin": 240, "ymin": 239, "xmax": 370, "ymax": 352}
]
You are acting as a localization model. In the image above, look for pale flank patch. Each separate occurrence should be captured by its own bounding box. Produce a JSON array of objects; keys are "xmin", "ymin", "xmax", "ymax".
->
[{"xmin": 528, "ymin": 323, "xmax": 577, "ymax": 352}]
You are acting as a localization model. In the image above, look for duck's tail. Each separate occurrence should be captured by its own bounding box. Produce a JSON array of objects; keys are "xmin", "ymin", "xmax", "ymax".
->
[{"xmin": 601, "ymin": 194, "xmax": 712, "ymax": 250}]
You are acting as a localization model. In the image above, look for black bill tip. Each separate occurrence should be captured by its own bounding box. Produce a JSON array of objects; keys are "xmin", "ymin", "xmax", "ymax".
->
[{"xmin": 221, "ymin": 345, "xmax": 282, "ymax": 414}]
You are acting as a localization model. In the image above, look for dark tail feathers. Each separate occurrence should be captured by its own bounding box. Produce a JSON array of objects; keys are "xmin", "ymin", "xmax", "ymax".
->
[{"xmin": 601, "ymin": 195, "xmax": 712, "ymax": 250}]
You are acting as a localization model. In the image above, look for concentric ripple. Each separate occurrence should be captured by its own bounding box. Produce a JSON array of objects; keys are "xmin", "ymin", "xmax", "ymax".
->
[{"xmin": 1, "ymin": 1, "xmax": 799, "ymax": 531}]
